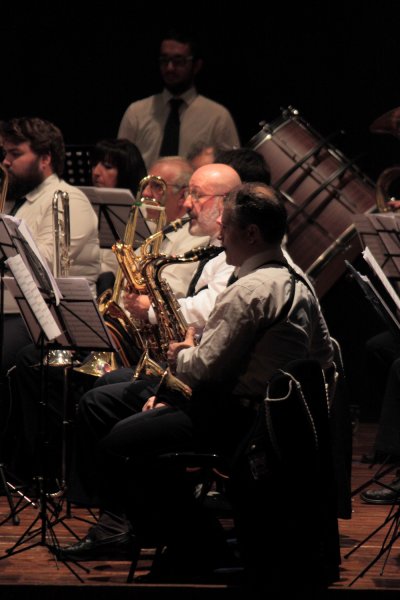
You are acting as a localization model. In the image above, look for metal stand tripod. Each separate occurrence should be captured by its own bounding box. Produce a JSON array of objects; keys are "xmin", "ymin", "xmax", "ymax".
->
[{"xmin": 345, "ymin": 479, "xmax": 400, "ymax": 585}]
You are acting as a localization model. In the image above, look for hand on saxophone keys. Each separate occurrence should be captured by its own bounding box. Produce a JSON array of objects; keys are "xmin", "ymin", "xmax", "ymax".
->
[
  {"xmin": 123, "ymin": 290, "xmax": 151, "ymax": 320},
  {"xmin": 167, "ymin": 326, "xmax": 196, "ymax": 366}
]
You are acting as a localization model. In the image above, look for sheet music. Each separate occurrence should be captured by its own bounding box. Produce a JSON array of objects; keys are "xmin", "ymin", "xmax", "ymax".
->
[
  {"xmin": 363, "ymin": 246, "xmax": 400, "ymax": 312},
  {"xmin": 5, "ymin": 255, "xmax": 62, "ymax": 341}
]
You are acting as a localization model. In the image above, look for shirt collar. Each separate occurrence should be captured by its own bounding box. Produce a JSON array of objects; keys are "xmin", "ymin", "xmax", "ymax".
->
[
  {"xmin": 237, "ymin": 247, "xmax": 287, "ymax": 279},
  {"xmin": 162, "ymin": 86, "xmax": 197, "ymax": 107},
  {"xmin": 25, "ymin": 173, "xmax": 62, "ymax": 203}
]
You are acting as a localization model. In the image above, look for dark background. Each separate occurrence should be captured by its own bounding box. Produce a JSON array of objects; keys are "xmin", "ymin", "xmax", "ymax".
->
[
  {"xmin": 2, "ymin": 1, "xmax": 399, "ymax": 411},
  {"xmin": 2, "ymin": 1, "xmax": 400, "ymax": 180}
]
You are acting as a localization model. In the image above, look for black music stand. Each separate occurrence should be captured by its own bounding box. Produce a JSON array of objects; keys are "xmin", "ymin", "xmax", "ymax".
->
[
  {"xmin": 79, "ymin": 186, "xmax": 151, "ymax": 249},
  {"xmin": 0, "ymin": 215, "xmax": 55, "ymax": 527},
  {"xmin": 345, "ymin": 258, "xmax": 400, "ymax": 582},
  {"xmin": 0, "ymin": 250, "xmax": 115, "ymax": 579},
  {"xmin": 353, "ymin": 213, "xmax": 400, "ymax": 284}
]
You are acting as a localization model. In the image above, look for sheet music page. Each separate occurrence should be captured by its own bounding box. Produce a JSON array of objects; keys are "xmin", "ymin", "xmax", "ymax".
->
[
  {"xmin": 5, "ymin": 254, "xmax": 62, "ymax": 341},
  {"xmin": 363, "ymin": 246, "xmax": 400, "ymax": 311},
  {"xmin": 17, "ymin": 219, "xmax": 62, "ymax": 304}
]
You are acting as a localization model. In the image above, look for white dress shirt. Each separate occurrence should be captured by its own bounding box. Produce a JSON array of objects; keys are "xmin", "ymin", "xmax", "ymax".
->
[
  {"xmin": 5, "ymin": 174, "xmax": 100, "ymax": 312},
  {"xmin": 118, "ymin": 87, "xmax": 240, "ymax": 168}
]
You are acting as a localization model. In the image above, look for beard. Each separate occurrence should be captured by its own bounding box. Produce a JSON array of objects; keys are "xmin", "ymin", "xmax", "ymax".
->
[{"xmin": 6, "ymin": 158, "xmax": 45, "ymax": 201}]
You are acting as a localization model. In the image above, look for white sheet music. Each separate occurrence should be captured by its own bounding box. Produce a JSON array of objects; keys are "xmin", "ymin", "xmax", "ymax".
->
[
  {"xmin": 5, "ymin": 255, "xmax": 62, "ymax": 341},
  {"xmin": 363, "ymin": 246, "xmax": 400, "ymax": 312}
]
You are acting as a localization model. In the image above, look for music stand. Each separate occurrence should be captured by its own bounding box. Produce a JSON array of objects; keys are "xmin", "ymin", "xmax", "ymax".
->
[
  {"xmin": 0, "ymin": 230, "xmax": 115, "ymax": 578},
  {"xmin": 345, "ymin": 257, "xmax": 400, "ymax": 582},
  {"xmin": 79, "ymin": 186, "xmax": 151, "ymax": 249},
  {"xmin": 0, "ymin": 214, "xmax": 56, "ymax": 527},
  {"xmin": 353, "ymin": 213, "xmax": 400, "ymax": 284}
]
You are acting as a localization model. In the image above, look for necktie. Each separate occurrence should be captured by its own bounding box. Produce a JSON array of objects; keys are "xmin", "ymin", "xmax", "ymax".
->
[
  {"xmin": 226, "ymin": 272, "xmax": 238, "ymax": 286},
  {"xmin": 9, "ymin": 196, "xmax": 27, "ymax": 216},
  {"xmin": 159, "ymin": 98, "xmax": 183, "ymax": 156}
]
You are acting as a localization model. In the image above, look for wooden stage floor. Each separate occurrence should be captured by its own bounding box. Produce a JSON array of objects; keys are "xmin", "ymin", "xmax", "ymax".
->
[{"xmin": 1, "ymin": 422, "xmax": 400, "ymax": 597}]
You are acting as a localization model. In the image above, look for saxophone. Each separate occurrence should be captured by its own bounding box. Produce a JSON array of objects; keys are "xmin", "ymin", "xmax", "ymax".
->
[
  {"xmin": 119, "ymin": 244, "xmax": 224, "ymax": 397},
  {"xmin": 112, "ymin": 216, "xmax": 192, "ymax": 366}
]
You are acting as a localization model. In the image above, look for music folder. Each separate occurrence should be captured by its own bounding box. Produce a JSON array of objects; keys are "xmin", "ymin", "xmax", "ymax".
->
[{"xmin": 79, "ymin": 186, "xmax": 152, "ymax": 249}]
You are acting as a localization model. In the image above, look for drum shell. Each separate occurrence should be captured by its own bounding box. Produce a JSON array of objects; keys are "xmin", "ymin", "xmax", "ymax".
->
[{"xmin": 249, "ymin": 114, "xmax": 376, "ymax": 296}]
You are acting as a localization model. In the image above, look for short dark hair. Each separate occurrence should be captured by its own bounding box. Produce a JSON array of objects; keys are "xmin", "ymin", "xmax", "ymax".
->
[
  {"xmin": 91, "ymin": 138, "xmax": 147, "ymax": 194},
  {"xmin": 0, "ymin": 117, "xmax": 65, "ymax": 177},
  {"xmin": 160, "ymin": 28, "xmax": 201, "ymax": 60},
  {"xmin": 224, "ymin": 182, "xmax": 287, "ymax": 244},
  {"xmin": 215, "ymin": 148, "xmax": 271, "ymax": 185}
]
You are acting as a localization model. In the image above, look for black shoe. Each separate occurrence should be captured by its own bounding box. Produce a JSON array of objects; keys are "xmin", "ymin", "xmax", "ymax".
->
[
  {"xmin": 360, "ymin": 479, "xmax": 400, "ymax": 504},
  {"xmin": 360, "ymin": 451, "xmax": 392, "ymax": 465},
  {"xmin": 55, "ymin": 531, "xmax": 135, "ymax": 561}
]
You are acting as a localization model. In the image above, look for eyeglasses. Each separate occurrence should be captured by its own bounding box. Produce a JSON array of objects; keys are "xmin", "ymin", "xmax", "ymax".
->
[
  {"xmin": 184, "ymin": 189, "xmax": 226, "ymax": 203},
  {"xmin": 159, "ymin": 55, "xmax": 193, "ymax": 67}
]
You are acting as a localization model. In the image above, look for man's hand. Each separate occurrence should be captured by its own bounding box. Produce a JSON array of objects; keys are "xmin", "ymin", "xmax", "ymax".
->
[
  {"xmin": 123, "ymin": 292, "xmax": 151, "ymax": 320},
  {"xmin": 142, "ymin": 396, "xmax": 168, "ymax": 411},
  {"xmin": 167, "ymin": 326, "xmax": 196, "ymax": 365}
]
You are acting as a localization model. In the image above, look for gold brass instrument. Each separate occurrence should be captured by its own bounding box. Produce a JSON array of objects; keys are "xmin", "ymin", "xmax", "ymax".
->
[
  {"xmin": 0, "ymin": 163, "xmax": 9, "ymax": 212},
  {"xmin": 74, "ymin": 175, "xmax": 168, "ymax": 377},
  {"xmin": 376, "ymin": 166, "xmax": 400, "ymax": 212},
  {"xmin": 132, "ymin": 245, "xmax": 224, "ymax": 400},
  {"xmin": 112, "ymin": 215, "xmax": 191, "ymax": 366},
  {"xmin": 114, "ymin": 241, "xmax": 222, "ymax": 393}
]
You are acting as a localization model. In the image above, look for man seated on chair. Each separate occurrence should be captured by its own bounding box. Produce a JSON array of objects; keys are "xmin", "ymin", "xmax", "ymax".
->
[{"xmin": 59, "ymin": 183, "xmax": 336, "ymax": 591}]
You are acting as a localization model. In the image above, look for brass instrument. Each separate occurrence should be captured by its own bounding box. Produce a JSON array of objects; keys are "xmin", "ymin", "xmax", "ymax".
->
[
  {"xmin": 46, "ymin": 190, "xmax": 74, "ymax": 367},
  {"xmin": 0, "ymin": 163, "xmax": 9, "ymax": 212},
  {"xmin": 52, "ymin": 190, "xmax": 70, "ymax": 276},
  {"xmin": 130, "ymin": 245, "xmax": 224, "ymax": 399},
  {"xmin": 75, "ymin": 175, "xmax": 168, "ymax": 377},
  {"xmin": 112, "ymin": 215, "xmax": 191, "ymax": 366}
]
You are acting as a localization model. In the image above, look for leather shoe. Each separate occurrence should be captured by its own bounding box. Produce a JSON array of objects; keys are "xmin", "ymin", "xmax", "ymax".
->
[
  {"xmin": 55, "ymin": 531, "xmax": 135, "ymax": 561},
  {"xmin": 360, "ymin": 479, "xmax": 400, "ymax": 504}
]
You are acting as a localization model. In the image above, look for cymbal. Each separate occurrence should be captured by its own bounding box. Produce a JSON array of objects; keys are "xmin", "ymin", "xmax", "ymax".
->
[{"xmin": 370, "ymin": 106, "xmax": 400, "ymax": 137}]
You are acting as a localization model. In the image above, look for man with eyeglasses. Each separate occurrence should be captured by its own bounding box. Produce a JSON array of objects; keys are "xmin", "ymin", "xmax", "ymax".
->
[
  {"xmin": 141, "ymin": 156, "xmax": 210, "ymax": 298},
  {"xmin": 124, "ymin": 163, "xmax": 240, "ymax": 330},
  {"xmin": 118, "ymin": 29, "xmax": 240, "ymax": 169}
]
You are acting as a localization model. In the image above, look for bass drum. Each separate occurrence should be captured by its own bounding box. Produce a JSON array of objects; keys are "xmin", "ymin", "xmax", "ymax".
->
[{"xmin": 248, "ymin": 108, "xmax": 376, "ymax": 297}]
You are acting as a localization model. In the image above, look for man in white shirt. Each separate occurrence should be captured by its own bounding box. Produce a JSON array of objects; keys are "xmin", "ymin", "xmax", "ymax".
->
[
  {"xmin": 142, "ymin": 156, "xmax": 209, "ymax": 298},
  {"xmin": 0, "ymin": 117, "xmax": 100, "ymax": 376},
  {"xmin": 124, "ymin": 163, "xmax": 240, "ymax": 329},
  {"xmin": 118, "ymin": 30, "xmax": 240, "ymax": 169}
]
